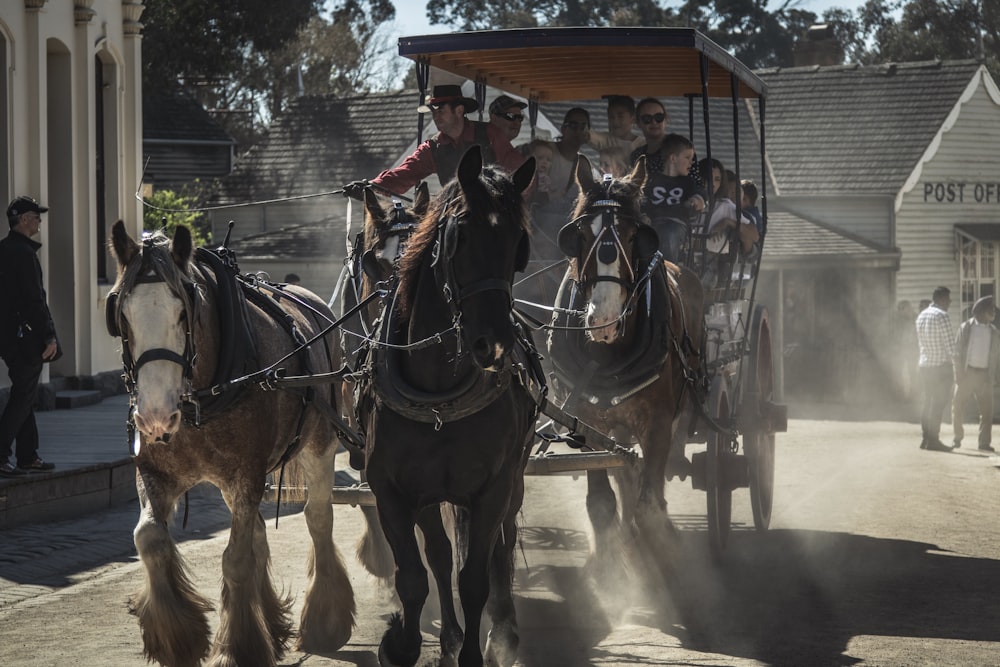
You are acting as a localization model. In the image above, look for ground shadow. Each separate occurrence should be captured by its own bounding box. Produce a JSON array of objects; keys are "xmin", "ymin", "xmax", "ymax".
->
[{"xmin": 512, "ymin": 522, "xmax": 1000, "ymax": 665}]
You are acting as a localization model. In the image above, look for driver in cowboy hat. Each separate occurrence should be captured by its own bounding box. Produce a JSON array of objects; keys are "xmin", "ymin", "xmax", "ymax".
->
[{"xmin": 352, "ymin": 84, "xmax": 525, "ymax": 197}]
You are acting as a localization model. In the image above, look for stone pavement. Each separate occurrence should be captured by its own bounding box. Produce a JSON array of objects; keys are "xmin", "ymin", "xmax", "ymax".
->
[{"xmin": 0, "ymin": 394, "xmax": 136, "ymax": 529}]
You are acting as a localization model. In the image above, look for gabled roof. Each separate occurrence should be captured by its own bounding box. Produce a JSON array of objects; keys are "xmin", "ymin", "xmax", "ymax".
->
[
  {"xmin": 763, "ymin": 211, "xmax": 899, "ymax": 269},
  {"xmin": 756, "ymin": 60, "xmax": 982, "ymax": 196},
  {"xmin": 211, "ymin": 91, "xmax": 422, "ymax": 204},
  {"xmin": 143, "ymin": 91, "xmax": 233, "ymax": 144}
]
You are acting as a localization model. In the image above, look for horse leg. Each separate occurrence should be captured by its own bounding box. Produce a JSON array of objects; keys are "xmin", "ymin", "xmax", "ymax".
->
[
  {"xmin": 586, "ymin": 467, "xmax": 627, "ymax": 584},
  {"xmin": 357, "ymin": 482, "xmax": 395, "ymax": 581},
  {"xmin": 416, "ymin": 505, "xmax": 464, "ymax": 666},
  {"xmin": 297, "ymin": 445, "xmax": 356, "ymax": 654},
  {"xmin": 129, "ymin": 467, "xmax": 213, "ymax": 667},
  {"xmin": 208, "ymin": 488, "xmax": 290, "ymax": 667},
  {"xmin": 374, "ymin": 489, "xmax": 427, "ymax": 667},
  {"xmin": 483, "ymin": 478, "xmax": 523, "ymax": 667},
  {"xmin": 457, "ymin": 485, "xmax": 512, "ymax": 667}
]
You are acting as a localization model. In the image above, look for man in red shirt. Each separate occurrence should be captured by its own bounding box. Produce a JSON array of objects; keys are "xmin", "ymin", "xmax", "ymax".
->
[{"xmin": 366, "ymin": 84, "xmax": 525, "ymax": 196}]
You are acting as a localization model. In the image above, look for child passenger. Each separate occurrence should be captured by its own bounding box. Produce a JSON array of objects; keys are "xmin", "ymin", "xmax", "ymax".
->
[
  {"xmin": 598, "ymin": 145, "xmax": 629, "ymax": 178},
  {"xmin": 641, "ymin": 133, "xmax": 706, "ymax": 263},
  {"xmin": 702, "ymin": 168, "xmax": 760, "ymax": 288}
]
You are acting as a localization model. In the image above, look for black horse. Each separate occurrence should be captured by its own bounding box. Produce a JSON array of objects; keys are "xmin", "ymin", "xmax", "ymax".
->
[{"xmin": 357, "ymin": 146, "xmax": 540, "ymax": 667}]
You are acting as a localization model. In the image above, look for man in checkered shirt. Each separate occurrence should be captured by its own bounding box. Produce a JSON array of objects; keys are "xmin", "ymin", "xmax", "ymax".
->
[{"xmin": 915, "ymin": 286, "xmax": 956, "ymax": 452}]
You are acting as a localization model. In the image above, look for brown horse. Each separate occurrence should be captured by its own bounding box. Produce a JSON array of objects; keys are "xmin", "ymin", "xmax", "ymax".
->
[
  {"xmin": 108, "ymin": 221, "xmax": 360, "ymax": 667},
  {"xmin": 333, "ymin": 183, "xmax": 430, "ymax": 581},
  {"xmin": 548, "ymin": 156, "xmax": 705, "ymax": 580},
  {"xmin": 357, "ymin": 147, "xmax": 539, "ymax": 667}
]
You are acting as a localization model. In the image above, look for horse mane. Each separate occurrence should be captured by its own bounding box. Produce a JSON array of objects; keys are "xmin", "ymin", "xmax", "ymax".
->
[
  {"xmin": 111, "ymin": 231, "xmax": 201, "ymax": 332},
  {"xmin": 395, "ymin": 165, "xmax": 529, "ymax": 320}
]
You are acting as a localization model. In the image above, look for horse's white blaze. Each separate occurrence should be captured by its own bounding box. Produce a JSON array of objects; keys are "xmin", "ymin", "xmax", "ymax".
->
[
  {"xmin": 123, "ymin": 282, "xmax": 186, "ymax": 439},
  {"xmin": 585, "ymin": 217, "xmax": 626, "ymax": 343}
]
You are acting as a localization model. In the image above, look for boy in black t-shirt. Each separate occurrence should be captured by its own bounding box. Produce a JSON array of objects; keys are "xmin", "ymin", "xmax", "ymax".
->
[{"xmin": 641, "ymin": 133, "xmax": 706, "ymax": 263}]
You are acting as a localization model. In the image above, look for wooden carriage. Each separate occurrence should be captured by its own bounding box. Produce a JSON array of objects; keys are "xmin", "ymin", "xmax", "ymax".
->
[{"xmin": 327, "ymin": 27, "xmax": 788, "ymax": 555}]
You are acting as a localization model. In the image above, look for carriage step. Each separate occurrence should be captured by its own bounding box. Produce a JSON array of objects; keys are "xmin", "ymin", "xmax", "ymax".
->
[
  {"xmin": 525, "ymin": 451, "xmax": 628, "ymax": 475},
  {"xmin": 689, "ymin": 451, "xmax": 749, "ymax": 492}
]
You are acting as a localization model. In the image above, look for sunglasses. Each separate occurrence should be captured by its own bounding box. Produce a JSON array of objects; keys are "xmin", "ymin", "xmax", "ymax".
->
[
  {"xmin": 562, "ymin": 120, "xmax": 589, "ymax": 131},
  {"xmin": 639, "ymin": 112, "xmax": 666, "ymax": 125},
  {"xmin": 496, "ymin": 111, "xmax": 524, "ymax": 122}
]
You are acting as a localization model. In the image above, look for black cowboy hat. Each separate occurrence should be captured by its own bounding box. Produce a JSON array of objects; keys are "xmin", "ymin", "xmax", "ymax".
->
[{"xmin": 417, "ymin": 84, "xmax": 479, "ymax": 114}]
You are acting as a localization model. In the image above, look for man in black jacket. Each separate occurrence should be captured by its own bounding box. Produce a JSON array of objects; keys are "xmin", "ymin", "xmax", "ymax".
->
[{"xmin": 0, "ymin": 196, "xmax": 59, "ymax": 476}]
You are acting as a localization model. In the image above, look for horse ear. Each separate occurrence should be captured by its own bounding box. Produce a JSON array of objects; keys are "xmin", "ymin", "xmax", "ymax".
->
[
  {"xmin": 457, "ymin": 144, "xmax": 484, "ymax": 190},
  {"xmin": 576, "ymin": 154, "xmax": 596, "ymax": 192},
  {"xmin": 513, "ymin": 156, "xmax": 535, "ymax": 194},
  {"xmin": 170, "ymin": 225, "xmax": 194, "ymax": 269},
  {"xmin": 109, "ymin": 220, "xmax": 139, "ymax": 270},
  {"xmin": 557, "ymin": 221, "xmax": 582, "ymax": 259},
  {"xmin": 363, "ymin": 187, "xmax": 383, "ymax": 222},
  {"xmin": 413, "ymin": 181, "xmax": 430, "ymax": 216},
  {"xmin": 629, "ymin": 155, "xmax": 648, "ymax": 189}
]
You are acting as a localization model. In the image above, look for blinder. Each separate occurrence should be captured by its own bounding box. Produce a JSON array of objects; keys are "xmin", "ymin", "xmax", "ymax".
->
[
  {"xmin": 557, "ymin": 220, "xmax": 582, "ymax": 259},
  {"xmin": 105, "ymin": 290, "xmax": 121, "ymax": 338},
  {"xmin": 634, "ymin": 223, "xmax": 660, "ymax": 262}
]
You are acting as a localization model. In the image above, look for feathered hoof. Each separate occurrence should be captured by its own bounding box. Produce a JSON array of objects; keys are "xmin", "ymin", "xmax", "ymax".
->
[
  {"xmin": 297, "ymin": 623, "xmax": 352, "ymax": 656},
  {"xmin": 484, "ymin": 624, "xmax": 519, "ymax": 667},
  {"xmin": 377, "ymin": 613, "xmax": 420, "ymax": 667}
]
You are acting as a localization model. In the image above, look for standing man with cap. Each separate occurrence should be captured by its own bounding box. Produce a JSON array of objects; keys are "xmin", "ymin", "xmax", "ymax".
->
[
  {"xmin": 951, "ymin": 295, "xmax": 1000, "ymax": 452},
  {"xmin": 350, "ymin": 84, "xmax": 524, "ymax": 197},
  {"xmin": 0, "ymin": 196, "xmax": 59, "ymax": 476},
  {"xmin": 915, "ymin": 286, "xmax": 957, "ymax": 452},
  {"xmin": 488, "ymin": 94, "xmax": 527, "ymax": 142}
]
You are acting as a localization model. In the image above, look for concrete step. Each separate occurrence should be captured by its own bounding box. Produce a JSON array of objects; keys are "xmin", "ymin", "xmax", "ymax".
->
[{"xmin": 54, "ymin": 390, "xmax": 103, "ymax": 410}]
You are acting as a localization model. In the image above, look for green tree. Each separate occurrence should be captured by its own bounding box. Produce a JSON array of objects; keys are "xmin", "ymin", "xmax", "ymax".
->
[
  {"xmin": 143, "ymin": 188, "xmax": 212, "ymax": 248},
  {"xmin": 142, "ymin": 0, "xmax": 397, "ymax": 146},
  {"xmin": 824, "ymin": 0, "xmax": 998, "ymax": 81}
]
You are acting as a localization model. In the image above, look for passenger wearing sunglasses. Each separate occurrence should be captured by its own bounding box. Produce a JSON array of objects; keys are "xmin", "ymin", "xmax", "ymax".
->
[
  {"xmin": 586, "ymin": 95, "xmax": 642, "ymax": 154},
  {"xmin": 363, "ymin": 84, "xmax": 524, "ymax": 197},
  {"xmin": 489, "ymin": 94, "xmax": 527, "ymax": 142},
  {"xmin": 629, "ymin": 97, "xmax": 673, "ymax": 175}
]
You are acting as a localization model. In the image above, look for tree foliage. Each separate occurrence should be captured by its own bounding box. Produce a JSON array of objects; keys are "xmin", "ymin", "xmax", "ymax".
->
[
  {"xmin": 831, "ymin": 0, "xmax": 998, "ymax": 79},
  {"xmin": 143, "ymin": 188, "xmax": 212, "ymax": 248},
  {"xmin": 142, "ymin": 0, "xmax": 397, "ymax": 147},
  {"xmin": 422, "ymin": 0, "xmax": 999, "ymax": 78}
]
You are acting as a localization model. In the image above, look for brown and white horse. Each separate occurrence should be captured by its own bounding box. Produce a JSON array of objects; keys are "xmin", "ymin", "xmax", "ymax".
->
[
  {"xmin": 108, "ymin": 221, "xmax": 359, "ymax": 667},
  {"xmin": 549, "ymin": 156, "xmax": 706, "ymax": 582}
]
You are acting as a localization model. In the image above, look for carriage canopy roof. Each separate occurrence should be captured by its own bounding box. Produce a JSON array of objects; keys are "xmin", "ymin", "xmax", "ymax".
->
[{"xmin": 398, "ymin": 27, "xmax": 766, "ymax": 102}]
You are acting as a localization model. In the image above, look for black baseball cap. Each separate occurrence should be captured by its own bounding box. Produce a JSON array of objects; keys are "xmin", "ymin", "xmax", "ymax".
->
[{"xmin": 7, "ymin": 195, "xmax": 48, "ymax": 220}]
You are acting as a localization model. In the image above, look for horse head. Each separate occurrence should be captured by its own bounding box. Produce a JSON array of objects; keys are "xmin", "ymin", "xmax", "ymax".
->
[
  {"xmin": 360, "ymin": 181, "xmax": 430, "ymax": 283},
  {"xmin": 398, "ymin": 146, "xmax": 535, "ymax": 370},
  {"xmin": 108, "ymin": 221, "xmax": 199, "ymax": 442},
  {"xmin": 558, "ymin": 155, "xmax": 657, "ymax": 343}
]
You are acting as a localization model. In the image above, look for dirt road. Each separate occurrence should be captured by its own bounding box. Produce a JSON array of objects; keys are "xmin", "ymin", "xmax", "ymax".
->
[{"xmin": 2, "ymin": 416, "xmax": 999, "ymax": 666}]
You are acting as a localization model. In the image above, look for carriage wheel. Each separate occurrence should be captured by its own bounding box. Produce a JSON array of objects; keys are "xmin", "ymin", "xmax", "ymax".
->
[
  {"xmin": 745, "ymin": 305, "xmax": 776, "ymax": 531},
  {"xmin": 705, "ymin": 377, "xmax": 733, "ymax": 555}
]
